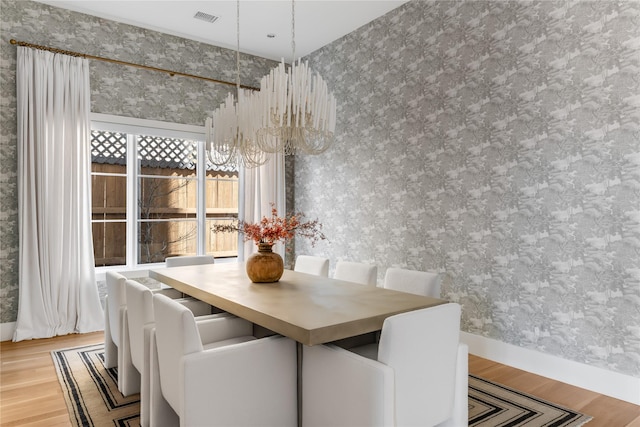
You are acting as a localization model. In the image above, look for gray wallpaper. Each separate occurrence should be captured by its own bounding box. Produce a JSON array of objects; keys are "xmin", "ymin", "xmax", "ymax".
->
[
  {"xmin": 0, "ymin": 0, "xmax": 276, "ymax": 323},
  {"xmin": 295, "ymin": 0, "xmax": 640, "ymax": 377}
]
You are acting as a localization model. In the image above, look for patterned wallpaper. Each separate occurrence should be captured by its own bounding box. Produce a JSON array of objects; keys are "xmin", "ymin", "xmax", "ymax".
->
[
  {"xmin": 0, "ymin": 0, "xmax": 276, "ymax": 323},
  {"xmin": 295, "ymin": 1, "xmax": 640, "ymax": 377}
]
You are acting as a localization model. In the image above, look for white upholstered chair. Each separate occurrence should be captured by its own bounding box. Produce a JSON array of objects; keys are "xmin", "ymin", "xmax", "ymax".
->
[
  {"xmin": 383, "ymin": 267, "xmax": 442, "ymax": 298},
  {"xmin": 333, "ymin": 261, "xmax": 378, "ymax": 286},
  {"xmin": 125, "ymin": 279, "xmax": 227, "ymax": 427},
  {"xmin": 303, "ymin": 303, "xmax": 468, "ymax": 427},
  {"xmin": 104, "ymin": 271, "xmax": 184, "ymax": 396},
  {"xmin": 151, "ymin": 293, "xmax": 298, "ymax": 427},
  {"xmin": 294, "ymin": 255, "xmax": 330, "ymax": 277},
  {"xmin": 165, "ymin": 254, "xmax": 215, "ymax": 267}
]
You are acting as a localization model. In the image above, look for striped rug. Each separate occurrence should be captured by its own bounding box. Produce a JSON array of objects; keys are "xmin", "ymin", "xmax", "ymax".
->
[
  {"xmin": 52, "ymin": 344, "xmax": 592, "ymax": 427},
  {"xmin": 52, "ymin": 344, "xmax": 139, "ymax": 426}
]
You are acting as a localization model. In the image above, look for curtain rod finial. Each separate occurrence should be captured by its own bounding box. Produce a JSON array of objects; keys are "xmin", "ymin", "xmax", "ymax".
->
[{"xmin": 10, "ymin": 39, "xmax": 17, "ymax": 45}]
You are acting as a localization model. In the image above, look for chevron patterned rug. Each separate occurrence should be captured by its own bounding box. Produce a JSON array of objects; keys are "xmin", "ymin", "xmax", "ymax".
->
[
  {"xmin": 52, "ymin": 344, "xmax": 592, "ymax": 427},
  {"xmin": 468, "ymin": 374, "xmax": 592, "ymax": 426}
]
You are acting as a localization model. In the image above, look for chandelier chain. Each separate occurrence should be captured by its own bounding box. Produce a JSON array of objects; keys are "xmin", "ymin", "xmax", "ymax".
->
[
  {"xmin": 235, "ymin": 0, "xmax": 240, "ymax": 145},
  {"xmin": 236, "ymin": 0, "xmax": 240, "ymax": 91},
  {"xmin": 291, "ymin": 0, "xmax": 295, "ymax": 62}
]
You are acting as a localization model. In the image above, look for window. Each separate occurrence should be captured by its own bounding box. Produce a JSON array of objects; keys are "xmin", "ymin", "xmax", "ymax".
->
[
  {"xmin": 90, "ymin": 115, "xmax": 238, "ymax": 269},
  {"xmin": 91, "ymin": 130, "xmax": 128, "ymax": 266}
]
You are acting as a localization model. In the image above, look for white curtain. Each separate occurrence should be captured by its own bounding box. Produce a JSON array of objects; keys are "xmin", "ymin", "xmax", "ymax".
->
[
  {"xmin": 239, "ymin": 152, "xmax": 286, "ymax": 260},
  {"xmin": 14, "ymin": 47, "xmax": 103, "ymax": 341}
]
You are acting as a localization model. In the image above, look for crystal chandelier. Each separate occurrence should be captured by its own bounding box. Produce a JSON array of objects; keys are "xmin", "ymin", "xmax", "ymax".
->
[
  {"xmin": 255, "ymin": 0, "xmax": 336, "ymax": 155},
  {"xmin": 206, "ymin": 1, "xmax": 266, "ymax": 169}
]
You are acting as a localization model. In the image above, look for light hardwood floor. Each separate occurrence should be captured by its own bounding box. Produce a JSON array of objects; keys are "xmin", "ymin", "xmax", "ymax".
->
[
  {"xmin": 0, "ymin": 332, "xmax": 104, "ymax": 427},
  {"xmin": 1, "ymin": 332, "xmax": 639, "ymax": 426}
]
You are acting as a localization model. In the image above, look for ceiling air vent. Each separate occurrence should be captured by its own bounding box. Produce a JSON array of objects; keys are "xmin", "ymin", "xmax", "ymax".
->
[{"xmin": 194, "ymin": 11, "xmax": 219, "ymax": 24}]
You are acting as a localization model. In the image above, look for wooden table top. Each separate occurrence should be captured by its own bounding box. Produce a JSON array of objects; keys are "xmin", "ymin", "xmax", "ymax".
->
[{"xmin": 149, "ymin": 262, "xmax": 446, "ymax": 346}]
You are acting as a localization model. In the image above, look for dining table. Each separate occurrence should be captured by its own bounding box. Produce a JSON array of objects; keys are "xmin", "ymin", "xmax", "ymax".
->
[{"xmin": 149, "ymin": 261, "xmax": 447, "ymax": 426}]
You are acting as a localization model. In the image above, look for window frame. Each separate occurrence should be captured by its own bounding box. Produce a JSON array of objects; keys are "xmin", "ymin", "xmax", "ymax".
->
[{"xmin": 91, "ymin": 113, "xmax": 238, "ymax": 278}]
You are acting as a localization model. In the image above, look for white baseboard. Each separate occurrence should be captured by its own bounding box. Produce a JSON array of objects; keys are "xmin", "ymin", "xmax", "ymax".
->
[
  {"xmin": 462, "ymin": 331, "xmax": 640, "ymax": 405},
  {"xmin": 1, "ymin": 322, "xmax": 16, "ymax": 342}
]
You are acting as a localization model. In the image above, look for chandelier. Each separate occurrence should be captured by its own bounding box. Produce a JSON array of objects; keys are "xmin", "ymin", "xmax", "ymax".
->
[
  {"xmin": 206, "ymin": 0, "xmax": 336, "ymax": 167},
  {"xmin": 206, "ymin": 89, "xmax": 266, "ymax": 168},
  {"xmin": 206, "ymin": 1, "xmax": 267, "ymax": 169},
  {"xmin": 255, "ymin": 0, "xmax": 336, "ymax": 155}
]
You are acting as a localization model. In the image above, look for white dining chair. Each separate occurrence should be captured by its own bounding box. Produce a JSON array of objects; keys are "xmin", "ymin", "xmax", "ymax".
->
[
  {"xmin": 383, "ymin": 267, "xmax": 442, "ymax": 297},
  {"xmin": 294, "ymin": 255, "xmax": 330, "ymax": 277},
  {"xmin": 151, "ymin": 293, "xmax": 297, "ymax": 427},
  {"xmin": 333, "ymin": 260, "xmax": 378, "ymax": 286},
  {"xmin": 125, "ymin": 279, "xmax": 228, "ymax": 427},
  {"xmin": 165, "ymin": 254, "xmax": 215, "ymax": 267},
  {"xmin": 104, "ymin": 271, "xmax": 184, "ymax": 396},
  {"xmin": 303, "ymin": 303, "xmax": 468, "ymax": 427}
]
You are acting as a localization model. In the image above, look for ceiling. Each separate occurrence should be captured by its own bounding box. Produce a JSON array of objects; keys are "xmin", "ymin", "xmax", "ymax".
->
[{"xmin": 33, "ymin": 0, "xmax": 409, "ymax": 62}]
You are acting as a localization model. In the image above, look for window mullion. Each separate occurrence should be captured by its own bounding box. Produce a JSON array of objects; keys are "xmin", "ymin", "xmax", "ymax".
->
[
  {"xmin": 197, "ymin": 141, "xmax": 206, "ymax": 255},
  {"xmin": 127, "ymin": 134, "xmax": 138, "ymax": 268},
  {"xmin": 238, "ymin": 164, "xmax": 245, "ymax": 262}
]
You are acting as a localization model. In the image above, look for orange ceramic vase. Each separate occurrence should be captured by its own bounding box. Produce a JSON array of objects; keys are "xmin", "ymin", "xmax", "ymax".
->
[{"xmin": 246, "ymin": 242, "xmax": 284, "ymax": 283}]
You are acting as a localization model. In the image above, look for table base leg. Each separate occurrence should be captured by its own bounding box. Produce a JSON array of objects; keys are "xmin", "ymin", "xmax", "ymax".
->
[{"xmin": 297, "ymin": 342, "xmax": 302, "ymax": 427}]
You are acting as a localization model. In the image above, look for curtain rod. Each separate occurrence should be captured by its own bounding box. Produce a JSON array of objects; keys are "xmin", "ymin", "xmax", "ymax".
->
[{"xmin": 9, "ymin": 38, "xmax": 259, "ymax": 91}]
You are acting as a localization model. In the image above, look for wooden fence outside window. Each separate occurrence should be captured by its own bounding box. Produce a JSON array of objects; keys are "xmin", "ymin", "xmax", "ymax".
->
[{"xmin": 91, "ymin": 163, "xmax": 238, "ymax": 266}]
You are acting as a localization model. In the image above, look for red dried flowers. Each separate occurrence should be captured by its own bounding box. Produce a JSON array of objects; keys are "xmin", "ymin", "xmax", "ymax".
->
[{"xmin": 212, "ymin": 205, "xmax": 326, "ymax": 247}]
